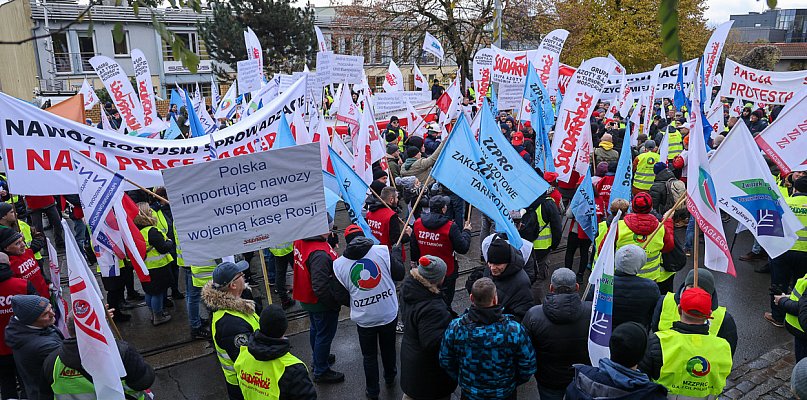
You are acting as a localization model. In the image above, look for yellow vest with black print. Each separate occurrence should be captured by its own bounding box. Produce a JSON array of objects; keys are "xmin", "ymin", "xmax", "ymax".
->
[
  {"xmin": 532, "ymin": 204, "xmax": 552, "ymax": 250},
  {"xmin": 213, "ymin": 309, "xmax": 260, "ymax": 386},
  {"xmin": 633, "ymin": 151, "xmax": 659, "ymax": 191},
  {"xmin": 50, "ymin": 356, "xmax": 146, "ymax": 400},
  {"xmin": 657, "ymin": 292, "xmax": 726, "ymax": 334},
  {"xmin": 786, "ymin": 196, "xmax": 807, "ymax": 252},
  {"xmin": 19, "ymin": 220, "xmax": 42, "ymax": 261},
  {"xmin": 615, "ymin": 220, "xmax": 672, "ymax": 283},
  {"xmin": 234, "ymin": 346, "xmax": 307, "ymax": 400},
  {"xmin": 655, "ymin": 330, "xmax": 732, "ymax": 398}
]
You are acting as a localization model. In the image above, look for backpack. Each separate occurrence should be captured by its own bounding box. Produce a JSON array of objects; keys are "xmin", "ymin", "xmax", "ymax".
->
[{"xmin": 663, "ymin": 178, "xmax": 686, "ymax": 212}]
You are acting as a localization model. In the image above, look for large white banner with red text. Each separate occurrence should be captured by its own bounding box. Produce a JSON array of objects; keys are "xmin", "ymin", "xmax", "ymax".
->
[
  {"xmin": 718, "ymin": 59, "xmax": 807, "ymax": 106},
  {"xmin": 754, "ymin": 90, "xmax": 807, "ymax": 174},
  {"xmin": 530, "ymin": 29, "xmax": 569, "ymax": 97},
  {"xmin": 0, "ymin": 78, "xmax": 307, "ymax": 195},
  {"xmin": 89, "ymin": 56, "xmax": 147, "ymax": 132}
]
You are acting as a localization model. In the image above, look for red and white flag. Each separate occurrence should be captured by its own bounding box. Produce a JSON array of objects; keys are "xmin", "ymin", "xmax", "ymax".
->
[
  {"xmin": 754, "ymin": 89, "xmax": 807, "ymax": 175},
  {"xmin": 729, "ymin": 96, "xmax": 742, "ymax": 117},
  {"xmin": 383, "ymin": 60, "xmax": 404, "ymax": 93},
  {"xmin": 112, "ymin": 195, "xmax": 150, "ymax": 282},
  {"xmin": 312, "ymin": 112, "xmax": 331, "ymax": 171},
  {"xmin": 335, "ymin": 86, "xmax": 360, "ymax": 134},
  {"xmin": 413, "ymin": 63, "xmax": 429, "ymax": 92},
  {"xmin": 64, "ymin": 219, "xmax": 127, "ymax": 399},
  {"xmin": 47, "ymin": 238, "xmax": 69, "ymax": 338},
  {"xmin": 353, "ymin": 110, "xmax": 374, "ymax": 185},
  {"xmin": 405, "ymin": 100, "xmax": 428, "ymax": 138},
  {"xmin": 314, "ymin": 26, "xmax": 329, "ymax": 52},
  {"xmin": 686, "ymin": 76, "xmax": 736, "ymax": 276},
  {"xmin": 331, "ymin": 132, "xmax": 355, "ymax": 167},
  {"xmin": 78, "ymin": 79, "xmax": 99, "ymax": 110}
]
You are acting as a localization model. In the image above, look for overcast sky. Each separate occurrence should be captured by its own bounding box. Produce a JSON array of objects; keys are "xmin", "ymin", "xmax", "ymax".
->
[{"xmin": 704, "ymin": 0, "xmax": 807, "ymax": 25}]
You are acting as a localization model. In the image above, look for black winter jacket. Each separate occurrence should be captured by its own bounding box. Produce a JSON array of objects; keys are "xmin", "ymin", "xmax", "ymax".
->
[
  {"xmin": 41, "ymin": 337, "xmax": 155, "ymax": 400},
  {"xmin": 238, "ymin": 331, "xmax": 317, "ymax": 400},
  {"xmin": 410, "ymin": 212, "xmax": 471, "ymax": 272},
  {"xmin": 4, "ymin": 318, "xmax": 64, "ymax": 400},
  {"xmin": 586, "ymin": 272, "xmax": 660, "ymax": 330},
  {"xmin": 303, "ymin": 236, "xmax": 350, "ymax": 312},
  {"xmin": 400, "ymin": 270, "xmax": 458, "ymax": 399},
  {"xmin": 470, "ymin": 246, "xmax": 534, "ymax": 322},
  {"xmin": 521, "ymin": 293, "xmax": 593, "ymax": 390},
  {"xmin": 520, "ymin": 194, "xmax": 563, "ymax": 250},
  {"xmin": 650, "ymin": 282, "xmax": 739, "ymax": 355},
  {"xmin": 648, "ymin": 168, "xmax": 676, "ymax": 215}
]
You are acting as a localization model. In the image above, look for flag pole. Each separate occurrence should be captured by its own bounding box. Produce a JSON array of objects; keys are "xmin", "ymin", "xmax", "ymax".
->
[
  {"xmin": 641, "ymin": 193, "xmax": 688, "ymax": 249},
  {"xmin": 410, "ymin": 103, "xmax": 439, "ymax": 135},
  {"xmin": 77, "ymin": 156, "xmax": 170, "ymax": 204},
  {"xmin": 465, "ymin": 205, "xmax": 474, "ymax": 225},
  {"xmin": 258, "ymin": 250, "xmax": 273, "ymax": 306},
  {"xmin": 693, "ymin": 222, "xmax": 700, "ymax": 288},
  {"xmin": 395, "ymin": 175, "xmax": 432, "ymax": 246}
]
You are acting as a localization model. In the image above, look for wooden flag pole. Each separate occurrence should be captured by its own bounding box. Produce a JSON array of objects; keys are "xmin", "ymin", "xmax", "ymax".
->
[
  {"xmin": 693, "ymin": 222, "xmax": 700, "ymax": 288},
  {"xmin": 395, "ymin": 176, "xmax": 432, "ymax": 246},
  {"xmin": 258, "ymin": 250, "xmax": 273, "ymax": 305},
  {"xmin": 641, "ymin": 193, "xmax": 688, "ymax": 250}
]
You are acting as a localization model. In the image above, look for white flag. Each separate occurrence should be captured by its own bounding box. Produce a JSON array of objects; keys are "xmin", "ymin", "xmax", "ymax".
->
[
  {"xmin": 331, "ymin": 132, "xmax": 355, "ymax": 167},
  {"xmin": 705, "ymin": 99, "xmax": 724, "ymax": 140},
  {"xmin": 47, "ymin": 237, "xmax": 69, "ymax": 338},
  {"xmin": 211, "ymin": 77, "xmax": 221, "ymax": 113},
  {"xmin": 383, "ymin": 60, "xmax": 404, "ymax": 92},
  {"xmin": 629, "ymin": 95, "xmax": 642, "ymax": 146},
  {"xmin": 588, "ymin": 210, "xmax": 622, "ymax": 365},
  {"xmin": 244, "ymin": 27, "xmax": 264, "ymax": 75},
  {"xmin": 658, "ymin": 128, "xmax": 670, "ymax": 162},
  {"xmin": 531, "ymin": 29, "xmax": 569, "ymax": 97},
  {"xmin": 214, "ymin": 84, "xmax": 238, "ymax": 120},
  {"xmin": 64, "ymin": 218, "xmax": 127, "ymax": 399},
  {"xmin": 335, "ymin": 85, "xmax": 360, "ymax": 133},
  {"xmin": 353, "ymin": 110, "xmax": 374, "ymax": 185},
  {"xmin": 753, "ymin": 89, "xmax": 807, "ymax": 174},
  {"xmin": 702, "ymin": 21, "xmax": 734, "ymax": 97},
  {"xmin": 72, "ymin": 150, "xmax": 125, "ymax": 248},
  {"xmin": 313, "ymin": 112, "xmax": 331, "ymax": 170},
  {"xmin": 314, "ymin": 26, "xmax": 329, "ymax": 52},
  {"xmin": 412, "ymin": 63, "xmax": 429, "ymax": 92},
  {"xmin": 641, "ymin": 64, "xmax": 661, "ymax": 139},
  {"xmin": 685, "ymin": 76, "xmax": 736, "ymax": 276},
  {"xmin": 100, "ymin": 109, "xmax": 114, "ymax": 132},
  {"xmin": 710, "ymin": 123, "xmax": 801, "ymax": 259},
  {"xmin": 131, "ymin": 49, "xmax": 167, "ymax": 133},
  {"xmin": 729, "ymin": 96, "xmax": 742, "ymax": 118},
  {"xmin": 78, "ymin": 79, "xmax": 99, "ymax": 110},
  {"xmin": 422, "ymin": 32, "xmax": 444, "ymax": 61},
  {"xmin": 89, "ymin": 55, "xmax": 147, "ymax": 132}
]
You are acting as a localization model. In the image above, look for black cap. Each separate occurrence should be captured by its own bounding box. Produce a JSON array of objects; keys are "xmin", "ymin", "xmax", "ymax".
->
[
  {"xmin": 609, "ymin": 322, "xmax": 648, "ymax": 368},
  {"xmin": 429, "ymin": 195, "xmax": 450, "ymax": 213},
  {"xmin": 486, "ymin": 238, "xmax": 511, "ymax": 264},
  {"xmin": 259, "ymin": 304, "xmax": 288, "ymax": 338},
  {"xmin": 406, "ymin": 146, "xmax": 420, "ymax": 158}
]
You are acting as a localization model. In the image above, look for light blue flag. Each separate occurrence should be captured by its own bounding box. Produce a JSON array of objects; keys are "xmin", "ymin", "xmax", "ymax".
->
[
  {"xmin": 554, "ymin": 90, "xmax": 563, "ymax": 120},
  {"xmin": 609, "ymin": 120, "xmax": 633, "ymax": 209},
  {"xmin": 523, "ymin": 63, "xmax": 555, "ymax": 173},
  {"xmin": 327, "ymin": 147, "xmax": 379, "ymax": 244},
  {"xmin": 322, "ymin": 171, "xmax": 340, "ymax": 218},
  {"xmin": 184, "ymin": 90, "xmax": 207, "ymax": 138},
  {"xmin": 489, "ymin": 85, "xmax": 499, "ymax": 116},
  {"xmin": 432, "ymin": 113, "xmax": 523, "ymax": 248},
  {"xmin": 163, "ymin": 117, "xmax": 182, "ymax": 140},
  {"xmin": 170, "ymin": 89, "xmax": 184, "ymax": 109},
  {"xmin": 273, "ymin": 113, "xmax": 297, "ymax": 149},
  {"xmin": 479, "ymin": 102, "xmax": 549, "ymax": 209},
  {"xmin": 570, "ymin": 170, "xmax": 598, "ymax": 241}
]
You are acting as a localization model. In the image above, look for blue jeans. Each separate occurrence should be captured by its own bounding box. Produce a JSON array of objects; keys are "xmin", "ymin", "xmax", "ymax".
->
[
  {"xmin": 308, "ymin": 310, "xmax": 339, "ymax": 376},
  {"xmin": 71, "ymin": 219, "xmax": 88, "ymax": 249},
  {"xmin": 185, "ymin": 269, "xmax": 202, "ymax": 330},
  {"xmin": 537, "ymin": 384, "xmax": 566, "ymax": 400},
  {"xmin": 685, "ymin": 216, "xmax": 695, "ymax": 250},
  {"xmin": 263, "ymin": 250, "xmax": 276, "ymax": 284},
  {"xmin": 145, "ymin": 292, "xmax": 164, "ymax": 314}
]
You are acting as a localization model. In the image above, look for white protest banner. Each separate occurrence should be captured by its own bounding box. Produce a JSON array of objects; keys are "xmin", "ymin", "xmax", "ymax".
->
[
  {"xmin": 131, "ymin": 49, "xmax": 166, "ymax": 132},
  {"xmin": 413, "ymin": 63, "xmax": 429, "ymax": 92},
  {"xmin": 530, "ymin": 29, "xmax": 569, "ymax": 97},
  {"xmin": 703, "ymin": 21, "xmax": 733, "ymax": 96},
  {"xmin": 237, "ymin": 59, "xmax": 262, "ymax": 94},
  {"xmin": 383, "ymin": 60, "xmax": 404, "ymax": 92},
  {"xmin": 641, "ymin": 64, "xmax": 661, "ymax": 138},
  {"xmin": 490, "ymin": 45, "xmax": 532, "ymax": 109},
  {"xmin": 162, "ymin": 142, "xmax": 328, "ymax": 264},
  {"xmin": 278, "ymin": 73, "xmax": 302, "ymax": 94},
  {"xmin": 79, "ymin": 79, "xmax": 98, "ymax": 110},
  {"xmin": 718, "ymin": 59, "xmax": 807, "ymax": 105},
  {"xmin": 600, "ymin": 59, "xmax": 698, "ymax": 102},
  {"xmin": 316, "ymin": 51, "xmax": 364, "ymax": 85},
  {"xmin": 422, "ymin": 32, "xmax": 445, "ymax": 61},
  {"xmin": 754, "ymin": 90, "xmax": 807, "ymax": 174},
  {"xmin": 552, "ymin": 57, "xmax": 615, "ymax": 182},
  {"xmin": 0, "ymin": 77, "xmax": 307, "ymax": 195},
  {"xmin": 89, "ymin": 56, "xmax": 147, "ymax": 132},
  {"xmin": 373, "ymin": 91, "xmax": 431, "ymax": 114},
  {"xmin": 473, "ymin": 48, "xmax": 495, "ymax": 109}
]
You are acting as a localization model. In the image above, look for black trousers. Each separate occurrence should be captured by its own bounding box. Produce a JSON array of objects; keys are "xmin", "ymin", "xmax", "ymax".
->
[
  {"xmin": 29, "ymin": 204, "xmax": 64, "ymax": 245},
  {"xmin": 0, "ymin": 354, "xmax": 20, "ymax": 400},
  {"xmin": 274, "ymin": 252, "xmax": 293, "ymax": 302},
  {"xmin": 357, "ymin": 319, "xmax": 398, "ymax": 397},
  {"xmin": 565, "ymin": 233, "xmax": 591, "ymax": 276},
  {"xmin": 440, "ymin": 272, "xmax": 458, "ymax": 309}
]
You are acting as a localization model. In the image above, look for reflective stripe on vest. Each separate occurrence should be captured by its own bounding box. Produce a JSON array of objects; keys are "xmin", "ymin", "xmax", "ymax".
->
[
  {"xmin": 655, "ymin": 330, "xmax": 732, "ymax": 398},
  {"xmin": 269, "ymin": 243, "xmax": 293, "ymax": 257},
  {"xmin": 532, "ymin": 204, "xmax": 552, "ymax": 250},
  {"xmin": 615, "ymin": 220, "xmax": 672, "ymax": 283},
  {"xmin": 657, "ymin": 292, "xmax": 726, "ymax": 335},
  {"xmin": 212, "ymin": 309, "xmax": 260, "ymax": 385},
  {"xmin": 667, "ymin": 131, "xmax": 683, "ymax": 158},
  {"xmin": 234, "ymin": 346, "xmax": 306, "ymax": 400},
  {"xmin": 51, "ymin": 356, "xmax": 145, "ymax": 400},
  {"xmin": 633, "ymin": 152, "xmax": 659, "ymax": 190},
  {"xmin": 786, "ymin": 196, "xmax": 807, "ymax": 252},
  {"xmin": 140, "ymin": 226, "xmax": 173, "ymax": 269},
  {"xmin": 786, "ymin": 275, "xmax": 807, "ymax": 332},
  {"xmin": 190, "ymin": 265, "xmax": 216, "ymax": 287}
]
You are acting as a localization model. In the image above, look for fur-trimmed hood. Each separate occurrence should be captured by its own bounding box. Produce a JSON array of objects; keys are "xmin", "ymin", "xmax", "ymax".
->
[
  {"xmin": 409, "ymin": 268, "xmax": 441, "ymax": 294},
  {"xmin": 201, "ymin": 281, "xmax": 256, "ymax": 315}
]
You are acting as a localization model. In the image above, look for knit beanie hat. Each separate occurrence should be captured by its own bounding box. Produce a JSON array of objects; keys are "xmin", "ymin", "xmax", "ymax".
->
[
  {"xmin": 794, "ymin": 176, "xmax": 807, "ymax": 194},
  {"xmin": 653, "ymin": 162, "xmax": 667, "ymax": 175},
  {"xmin": 615, "ymin": 245, "xmax": 647, "ymax": 276},
  {"xmin": 406, "ymin": 136, "xmax": 424, "ymax": 150},
  {"xmin": 373, "ymin": 168, "xmax": 387, "ymax": 181},
  {"xmin": 259, "ymin": 304, "xmax": 288, "ymax": 338},
  {"xmin": 11, "ymin": 295, "xmax": 49, "ymax": 325},
  {"xmin": 406, "ymin": 146, "xmax": 420, "ymax": 159},
  {"xmin": 595, "ymin": 162, "xmax": 609, "ymax": 177},
  {"xmin": 792, "ymin": 358, "xmax": 807, "ymax": 399},
  {"xmin": 0, "ymin": 203, "xmax": 13, "ymax": 219},
  {"xmin": 486, "ymin": 238, "xmax": 511, "ymax": 264},
  {"xmin": 632, "ymin": 192, "xmax": 653, "ymax": 214},
  {"xmin": 386, "ymin": 143, "xmax": 399, "ymax": 155},
  {"xmin": 609, "ymin": 322, "xmax": 648, "ymax": 368},
  {"xmin": 417, "ymin": 256, "xmax": 447, "ymax": 284},
  {"xmin": 0, "ymin": 227, "xmax": 22, "ymax": 249},
  {"xmin": 684, "ymin": 269, "xmax": 716, "ymax": 297},
  {"xmin": 644, "ymin": 140, "xmax": 657, "ymax": 149}
]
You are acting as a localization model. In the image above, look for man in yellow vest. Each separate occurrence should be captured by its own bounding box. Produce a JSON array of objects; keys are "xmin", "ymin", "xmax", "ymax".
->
[
  {"xmin": 639, "ymin": 287, "xmax": 734, "ymax": 398},
  {"xmin": 234, "ymin": 304, "xmax": 316, "ymax": 400},
  {"xmin": 202, "ymin": 261, "xmax": 260, "ymax": 400},
  {"xmin": 651, "ymin": 269, "xmax": 738, "ymax": 353},
  {"xmin": 777, "ymin": 271, "xmax": 807, "ymax": 361},
  {"xmin": 521, "ymin": 184, "xmax": 562, "ymax": 304},
  {"xmin": 42, "ymin": 314, "xmax": 155, "ymax": 399},
  {"xmin": 616, "ymin": 193, "xmax": 676, "ymax": 293},
  {"xmin": 768, "ymin": 176, "xmax": 807, "ymax": 329},
  {"xmin": 632, "ymin": 140, "xmax": 660, "ymax": 196},
  {"xmin": 268, "ymin": 243, "xmax": 296, "ymax": 309}
]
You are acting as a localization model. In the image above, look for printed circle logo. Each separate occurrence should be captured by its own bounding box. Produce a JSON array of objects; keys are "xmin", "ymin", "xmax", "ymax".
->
[
  {"xmin": 73, "ymin": 299, "xmax": 91, "ymax": 318},
  {"xmin": 698, "ymin": 167, "xmax": 718, "ymax": 213},
  {"xmin": 350, "ymin": 258, "xmax": 382, "ymax": 291},
  {"xmin": 686, "ymin": 356, "xmax": 711, "ymax": 378}
]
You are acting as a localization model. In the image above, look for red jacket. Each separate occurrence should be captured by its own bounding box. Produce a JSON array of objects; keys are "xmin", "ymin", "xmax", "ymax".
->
[
  {"xmin": 9, "ymin": 248, "xmax": 49, "ymax": 298},
  {"xmin": 623, "ymin": 213, "xmax": 675, "ymax": 253},
  {"xmin": 24, "ymin": 196, "xmax": 55, "ymax": 210}
]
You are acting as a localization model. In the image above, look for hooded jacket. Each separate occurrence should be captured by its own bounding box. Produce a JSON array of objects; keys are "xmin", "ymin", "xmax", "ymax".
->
[
  {"xmin": 594, "ymin": 142, "xmax": 619, "ymax": 165},
  {"xmin": 202, "ymin": 283, "xmax": 259, "ymax": 364},
  {"xmin": 648, "ymin": 168, "xmax": 677, "ymax": 214},
  {"xmin": 296, "ymin": 236, "xmax": 350, "ymax": 313},
  {"xmin": 409, "ymin": 211, "xmax": 471, "ymax": 268},
  {"xmin": 364, "ymin": 196, "xmax": 407, "ymax": 245},
  {"xmin": 565, "ymin": 358, "xmax": 668, "ymax": 400},
  {"xmin": 622, "ymin": 213, "xmax": 675, "ymax": 254},
  {"xmin": 41, "ymin": 337, "xmax": 155, "ymax": 400},
  {"xmin": 521, "ymin": 293, "xmax": 593, "ymax": 390},
  {"xmin": 4, "ymin": 317, "xmax": 64, "ymax": 400},
  {"xmin": 401, "ymin": 138, "xmax": 447, "ymax": 184},
  {"xmin": 439, "ymin": 305, "xmax": 536, "ymax": 400},
  {"xmin": 400, "ymin": 270, "xmax": 458, "ymax": 399},
  {"xmin": 238, "ymin": 331, "xmax": 317, "ymax": 400},
  {"xmin": 520, "ymin": 193, "xmax": 563, "ymax": 250},
  {"xmin": 473, "ymin": 246, "xmax": 534, "ymax": 322}
]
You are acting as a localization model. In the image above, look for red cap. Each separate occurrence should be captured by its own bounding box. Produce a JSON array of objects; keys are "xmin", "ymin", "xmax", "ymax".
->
[
  {"xmin": 680, "ymin": 287, "xmax": 713, "ymax": 319},
  {"xmin": 592, "ymin": 111, "xmax": 601, "ymax": 118},
  {"xmin": 543, "ymin": 172, "xmax": 558, "ymax": 183},
  {"xmin": 344, "ymin": 224, "xmax": 363, "ymax": 238},
  {"xmin": 672, "ymin": 155, "xmax": 685, "ymax": 170},
  {"xmin": 523, "ymin": 121, "xmax": 531, "ymax": 128},
  {"xmin": 511, "ymin": 132, "xmax": 524, "ymax": 146}
]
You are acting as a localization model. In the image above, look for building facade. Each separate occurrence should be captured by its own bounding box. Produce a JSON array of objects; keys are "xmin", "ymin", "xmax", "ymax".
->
[{"xmin": 730, "ymin": 9, "xmax": 807, "ymax": 43}]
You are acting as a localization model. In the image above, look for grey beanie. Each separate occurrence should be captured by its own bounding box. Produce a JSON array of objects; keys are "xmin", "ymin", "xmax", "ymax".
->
[
  {"xmin": 685, "ymin": 269, "xmax": 716, "ymax": 296},
  {"xmin": 417, "ymin": 255, "xmax": 447, "ymax": 283},
  {"xmin": 644, "ymin": 140, "xmax": 657, "ymax": 149},
  {"xmin": 11, "ymin": 295, "xmax": 49, "ymax": 325},
  {"xmin": 615, "ymin": 245, "xmax": 647, "ymax": 276},
  {"xmin": 793, "ymin": 358, "xmax": 807, "ymax": 399}
]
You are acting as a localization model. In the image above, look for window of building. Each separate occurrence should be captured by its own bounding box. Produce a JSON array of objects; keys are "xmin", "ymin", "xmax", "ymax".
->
[
  {"xmin": 344, "ymin": 37, "xmax": 352, "ymax": 55},
  {"xmin": 51, "ymin": 32, "xmax": 71, "ymax": 73},
  {"xmin": 176, "ymin": 83, "xmax": 212, "ymax": 100},
  {"xmin": 363, "ymin": 37, "xmax": 371, "ymax": 61},
  {"xmin": 392, "ymin": 37, "xmax": 399, "ymax": 61},
  {"xmin": 77, "ymin": 32, "xmax": 96, "ymax": 72},
  {"xmin": 375, "ymin": 36, "xmax": 383, "ymax": 64},
  {"xmin": 113, "ymin": 30, "xmax": 130, "ymax": 56},
  {"xmin": 163, "ymin": 31, "xmax": 200, "ymax": 61}
]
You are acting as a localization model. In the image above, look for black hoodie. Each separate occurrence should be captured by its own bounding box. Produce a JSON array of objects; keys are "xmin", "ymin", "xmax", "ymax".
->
[
  {"xmin": 467, "ymin": 246, "xmax": 534, "ymax": 322},
  {"xmin": 42, "ymin": 337, "xmax": 155, "ymax": 400},
  {"xmin": 410, "ymin": 211, "xmax": 471, "ymax": 265},
  {"xmin": 240, "ymin": 331, "xmax": 317, "ymax": 400}
]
